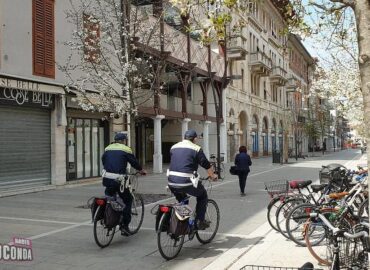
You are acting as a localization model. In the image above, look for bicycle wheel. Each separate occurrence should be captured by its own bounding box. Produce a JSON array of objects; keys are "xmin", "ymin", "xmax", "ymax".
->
[
  {"xmin": 157, "ymin": 212, "xmax": 184, "ymax": 260},
  {"xmin": 286, "ymin": 203, "xmax": 319, "ymax": 247},
  {"xmin": 196, "ymin": 199, "xmax": 220, "ymax": 244},
  {"xmin": 93, "ymin": 206, "xmax": 116, "ymax": 248},
  {"xmin": 276, "ymin": 197, "xmax": 306, "ymax": 238},
  {"xmin": 128, "ymin": 193, "xmax": 144, "ymax": 234},
  {"xmin": 267, "ymin": 196, "xmax": 284, "ymax": 231},
  {"xmin": 305, "ymin": 208, "xmax": 353, "ymax": 266}
]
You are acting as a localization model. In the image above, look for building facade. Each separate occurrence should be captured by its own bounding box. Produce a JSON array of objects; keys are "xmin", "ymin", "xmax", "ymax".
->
[
  {"xmin": 225, "ymin": 2, "xmax": 316, "ymax": 162},
  {"xmin": 0, "ymin": 0, "xmax": 226, "ymax": 193}
]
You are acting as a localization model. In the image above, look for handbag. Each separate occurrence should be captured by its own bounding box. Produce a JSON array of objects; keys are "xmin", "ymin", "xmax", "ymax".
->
[{"xmin": 229, "ymin": 165, "xmax": 238, "ymax": 175}]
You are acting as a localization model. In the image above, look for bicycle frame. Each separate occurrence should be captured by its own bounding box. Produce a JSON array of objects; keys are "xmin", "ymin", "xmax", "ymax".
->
[{"xmin": 309, "ymin": 212, "xmax": 369, "ymax": 270}]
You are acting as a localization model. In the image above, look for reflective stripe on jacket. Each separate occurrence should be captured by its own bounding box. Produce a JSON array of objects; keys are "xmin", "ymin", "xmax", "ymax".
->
[
  {"xmin": 101, "ymin": 143, "xmax": 142, "ymax": 177},
  {"xmin": 168, "ymin": 140, "xmax": 211, "ymax": 186}
]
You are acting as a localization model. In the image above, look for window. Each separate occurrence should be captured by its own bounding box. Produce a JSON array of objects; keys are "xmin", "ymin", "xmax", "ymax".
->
[
  {"xmin": 251, "ymin": 74, "xmax": 260, "ymax": 96},
  {"xmin": 263, "ymin": 81, "xmax": 267, "ymax": 100},
  {"xmin": 272, "ymin": 85, "xmax": 278, "ymax": 102},
  {"xmin": 83, "ymin": 13, "xmax": 101, "ymax": 63},
  {"xmin": 241, "ymin": 68, "xmax": 245, "ymax": 91},
  {"xmin": 32, "ymin": 0, "xmax": 55, "ymax": 78}
]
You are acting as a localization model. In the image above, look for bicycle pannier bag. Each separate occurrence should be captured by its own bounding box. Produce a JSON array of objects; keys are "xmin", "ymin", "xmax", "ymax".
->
[
  {"xmin": 104, "ymin": 200, "xmax": 123, "ymax": 229},
  {"xmin": 169, "ymin": 205, "xmax": 192, "ymax": 235},
  {"xmin": 229, "ymin": 165, "xmax": 238, "ymax": 175}
]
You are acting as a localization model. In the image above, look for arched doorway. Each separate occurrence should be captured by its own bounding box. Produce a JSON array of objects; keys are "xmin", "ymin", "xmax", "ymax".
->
[
  {"xmin": 271, "ymin": 118, "xmax": 277, "ymax": 151},
  {"xmin": 262, "ymin": 117, "xmax": 269, "ymax": 156},
  {"xmin": 251, "ymin": 114, "xmax": 259, "ymax": 157},
  {"xmin": 238, "ymin": 111, "xmax": 248, "ymax": 147}
]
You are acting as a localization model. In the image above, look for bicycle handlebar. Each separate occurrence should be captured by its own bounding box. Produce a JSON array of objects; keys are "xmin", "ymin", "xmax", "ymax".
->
[
  {"xmin": 310, "ymin": 213, "xmax": 369, "ymax": 239},
  {"xmin": 344, "ymin": 231, "xmax": 369, "ymax": 239}
]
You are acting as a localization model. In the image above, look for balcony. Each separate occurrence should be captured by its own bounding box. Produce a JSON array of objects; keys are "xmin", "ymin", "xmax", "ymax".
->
[
  {"xmin": 286, "ymin": 76, "xmax": 299, "ymax": 90},
  {"xmin": 249, "ymin": 51, "xmax": 272, "ymax": 76},
  {"xmin": 270, "ymin": 66, "xmax": 287, "ymax": 86},
  {"xmin": 227, "ymin": 35, "xmax": 247, "ymax": 61}
]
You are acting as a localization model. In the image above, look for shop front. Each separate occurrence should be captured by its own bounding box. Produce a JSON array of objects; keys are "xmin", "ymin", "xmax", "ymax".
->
[{"xmin": 0, "ymin": 76, "xmax": 64, "ymax": 192}]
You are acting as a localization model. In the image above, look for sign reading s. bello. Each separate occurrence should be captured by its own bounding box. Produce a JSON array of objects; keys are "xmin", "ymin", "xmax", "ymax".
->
[{"xmin": 0, "ymin": 77, "xmax": 54, "ymax": 108}]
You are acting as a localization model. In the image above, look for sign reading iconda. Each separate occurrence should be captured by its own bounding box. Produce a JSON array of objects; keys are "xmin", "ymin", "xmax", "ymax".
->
[{"xmin": 0, "ymin": 77, "xmax": 55, "ymax": 109}]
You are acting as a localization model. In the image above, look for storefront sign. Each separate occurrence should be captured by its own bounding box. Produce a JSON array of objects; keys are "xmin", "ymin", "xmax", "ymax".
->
[{"xmin": 0, "ymin": 87, "xmax": 54, "ymax": 108}]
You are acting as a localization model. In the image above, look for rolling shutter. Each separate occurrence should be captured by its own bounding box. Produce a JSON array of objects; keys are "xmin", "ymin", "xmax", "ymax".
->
[{"xmin": 0, "ymin": 106, "xmax": 51, "ymax": 191}]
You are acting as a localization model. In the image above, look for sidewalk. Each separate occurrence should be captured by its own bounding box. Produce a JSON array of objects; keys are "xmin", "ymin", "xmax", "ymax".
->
[
  {"xmin": 204, "ymin": 150, "xmax": 366, "ymax": 270},
  {"xmin": 202, "ymin": 218, "xmax": 322, "ymax": 270}
]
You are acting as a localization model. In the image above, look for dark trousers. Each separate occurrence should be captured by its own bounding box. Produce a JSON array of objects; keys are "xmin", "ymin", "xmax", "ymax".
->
[
  {"xmin": 238, "ymin": 171, "xmax": 249, "ymax": 193},
  {"xmin": 103, "ymin": 178, "xmax": 133, "ymax": 226},
  {"xmin": 169, "ymin": 183, "xmax": 208, "ymax": 221}
]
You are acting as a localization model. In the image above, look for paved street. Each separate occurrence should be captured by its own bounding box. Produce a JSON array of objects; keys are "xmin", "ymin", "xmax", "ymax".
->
[{"xmin": 0, "ymin": 149, "xmax": 364, "ymax": 270}]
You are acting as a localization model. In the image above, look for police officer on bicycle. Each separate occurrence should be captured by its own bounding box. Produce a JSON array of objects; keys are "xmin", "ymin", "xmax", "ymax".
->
[
  {"xmin": 102, "ymin": 133, "xmax": 146, "ymax": 235},
  {"xmin": 167, "ymin": 129, "xmax": 217, "ymax": 230}
]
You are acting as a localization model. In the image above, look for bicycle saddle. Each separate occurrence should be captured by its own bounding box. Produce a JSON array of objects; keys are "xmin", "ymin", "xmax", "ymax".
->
[
  {"xmin": 311, "ymin": 184, "xmax": 327, "ymax": 193},
  {"xmin": 289, "ymin": 180, "xmax": 312, "ymax": 189}
]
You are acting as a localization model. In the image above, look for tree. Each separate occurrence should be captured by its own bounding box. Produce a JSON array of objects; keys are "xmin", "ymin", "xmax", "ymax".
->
[
  {"xmin": 59, "ymin": 0, "xmax": 167, "ymax": 148},
  {"xmin": 303, "ymin": 111, "xmax": 320, "ymax": 154}
]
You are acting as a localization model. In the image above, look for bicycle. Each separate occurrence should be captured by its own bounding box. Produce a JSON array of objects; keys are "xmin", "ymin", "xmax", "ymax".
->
[
  {"xmin": 209, "ymin": 153, "xmax": 225, "ymax": 180},
  {"xmin": 283, "ymin": 177, "xmax": 363, "ymax": 245},
  {"xmin": 154, "ymin": 177, "xmax": 220, "ymax": 260},
  {"xmin": 304, "ymin": 181, "xmax": 368, "ymax": 265},
  {"xmin": 90, "ymin": 172, "xmax": 145, "ymax": 248},
  {"xmin": 308, "ymin": 209, "xmax": 369, "ymax": 269}
]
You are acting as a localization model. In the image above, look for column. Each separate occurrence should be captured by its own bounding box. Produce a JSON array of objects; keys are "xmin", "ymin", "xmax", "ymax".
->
[
  {"xmin": 220, "ymin": 122, "xmax": 227, "ymax": 162},
  {"xmin": 203, "ymin": 121, "xmax": 211, "ymax": 159},
  {"xmin": 181, "ymin": 118, "xmax": 191, "ymax": 138},
  {"xmin": 153, "ymin": 115, "xmax": 165, "ymax": 173},
  {"xmin": 51, "ymin": 95, "xmax": 67, "ymax": 186}
]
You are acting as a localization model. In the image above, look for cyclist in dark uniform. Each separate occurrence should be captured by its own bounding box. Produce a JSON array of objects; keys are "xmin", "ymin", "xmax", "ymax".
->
[
  {"xmin": 102, "ymin": 133, "xmax": 146, "ymax": 235},
  {"xmin": 167, "ymin": 130, "xmax": 217, "ymax": 230}
]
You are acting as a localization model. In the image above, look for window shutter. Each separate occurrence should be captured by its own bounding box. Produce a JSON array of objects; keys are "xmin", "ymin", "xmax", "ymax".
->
[
  {"xmin": 32, "ymin": 0, "xmax": 55, "ymax": 78},
  {"xmin": 33, "ymin": 0, "xmax": 45, "ymax": 75},
  {"xmin": 44, "ymin": 0, "xmax": 55, "ymax": 77}
]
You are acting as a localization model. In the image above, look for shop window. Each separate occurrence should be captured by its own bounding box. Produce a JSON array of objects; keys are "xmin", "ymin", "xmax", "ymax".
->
[{"xmin": 67, "ymin": 118, "xmax": 107, "ymax": 180}]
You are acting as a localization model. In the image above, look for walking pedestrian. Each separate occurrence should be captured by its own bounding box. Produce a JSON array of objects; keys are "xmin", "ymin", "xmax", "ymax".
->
[{"xmin": 234, "ymin": 146, "xmax": 252, "ymax": 196}]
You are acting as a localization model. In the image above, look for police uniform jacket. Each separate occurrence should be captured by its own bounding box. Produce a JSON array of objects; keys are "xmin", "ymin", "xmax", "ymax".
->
[
  {"xmin": 168, "ymin": 140, "xmax": 211, "ymax": 187},
  {"xmin": 102, "ymin": 143, "xmax": 142, "ymax": 184}
]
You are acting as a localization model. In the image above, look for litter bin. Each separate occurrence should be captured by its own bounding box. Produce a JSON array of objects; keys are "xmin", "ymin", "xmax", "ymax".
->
[{"xmin": 272, "ymin": 150, "xmax": 281, "ymax": 163}]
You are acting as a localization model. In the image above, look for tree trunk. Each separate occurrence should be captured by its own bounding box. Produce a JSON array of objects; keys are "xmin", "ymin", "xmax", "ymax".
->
[
  {"xmin": 354, "ymin": 0, "xmax": 370, "ymax": 246},
  {"xmin": 283, "ymin": 131, "xmax": 289, "ymax": 163}
]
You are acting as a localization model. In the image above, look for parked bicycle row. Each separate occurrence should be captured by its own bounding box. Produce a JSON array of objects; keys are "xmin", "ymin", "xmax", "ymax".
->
[{"xmin": 264, "ymin": 163, "xmax": 369, "ymax": 269}]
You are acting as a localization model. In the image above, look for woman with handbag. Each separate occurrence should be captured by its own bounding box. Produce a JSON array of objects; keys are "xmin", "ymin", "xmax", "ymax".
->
[{"xmin": 234, "ymin": 146, "xmax": 252, "ymax": 196}]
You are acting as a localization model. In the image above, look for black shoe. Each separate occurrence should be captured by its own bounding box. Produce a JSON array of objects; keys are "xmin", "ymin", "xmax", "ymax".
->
[
  {"xmin": 197, "ymin": 220, "xmax": 211, "ymax": 230},
  {"xmin": 120, "ymin": 225, "xmax": 131, "ymax": 236}
]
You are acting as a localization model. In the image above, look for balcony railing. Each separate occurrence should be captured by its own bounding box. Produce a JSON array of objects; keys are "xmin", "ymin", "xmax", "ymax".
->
[
  {"xmin": 270, "ymin": 66, "xmax": 287, "ymax": 86},
  {"xmin": 249, "ymin": 51, "xmax": 272, "ymax": 76},
  {"xmin": 286, "ymin": 76, "xmax": 299, "ymax": 90},
  {"xmin": 227, "ymin": 35, "xmax": 247, "ymax": 61}
]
